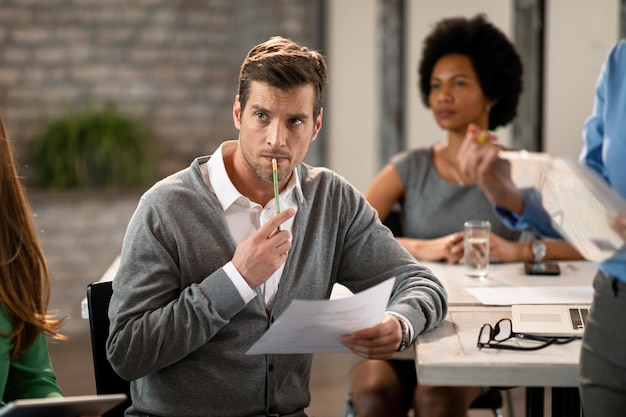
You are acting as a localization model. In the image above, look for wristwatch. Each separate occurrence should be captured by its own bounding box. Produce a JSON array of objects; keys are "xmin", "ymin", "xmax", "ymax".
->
[
  {"xmin": 396, "ymin": 317, "xmax": 411, "ymax": 352},
  {"xmin": 531, "ymin": 240, "xmax": 547, "ymax": 263}
]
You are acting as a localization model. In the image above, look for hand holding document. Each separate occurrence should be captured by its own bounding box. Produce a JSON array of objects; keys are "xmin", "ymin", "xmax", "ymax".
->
[
  {"xmin": 246, "ymin": 278, "xmax": 395, "ymax": 355},
  {"xmin": 504, "ymin": 151, "xmax": 626, "ymax": 261}
]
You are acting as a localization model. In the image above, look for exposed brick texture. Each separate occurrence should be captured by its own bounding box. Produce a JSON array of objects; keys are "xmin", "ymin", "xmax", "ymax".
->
[{"xmin": 0, "ymin": 0, "xmax": 321, "ymax": 183}]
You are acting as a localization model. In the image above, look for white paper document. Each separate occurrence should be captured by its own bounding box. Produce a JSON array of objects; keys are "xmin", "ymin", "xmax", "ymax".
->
[
  {"xmin": 505, "ymin": 151, "xmax": 626, "ymax": 262},
  {"xmin": 246, "ymin": 278, "xmax": 395, "ymax": 355},
  {"xmin": 466, "ymin": 285, "xmax": 593, "ymax": 306}
]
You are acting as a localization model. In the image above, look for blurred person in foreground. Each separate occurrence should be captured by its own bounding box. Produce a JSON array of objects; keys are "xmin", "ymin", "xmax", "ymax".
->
[
  {"xmin": 349, "ymin": 15, "xmax": 580, "ymax": 417},
  {"xmin": 106, "ymin": 36, "xmax": 447, "ymax": 417},
  {"xmin": 458, "ymin": 39, "xmax": 626, "ymax": 417},
  {"xmin": 0, "ymin": 112, "xmax": 65, "ymax": 401}
]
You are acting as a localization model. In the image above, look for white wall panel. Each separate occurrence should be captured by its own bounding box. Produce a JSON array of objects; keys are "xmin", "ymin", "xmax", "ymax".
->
[
  {"xmin": 326, "ymin": 0, "xmax": 378, "ymax": 192},
  {"xmin": 544, "ymin": 0, "xmax": 619, "ymax": 157}
]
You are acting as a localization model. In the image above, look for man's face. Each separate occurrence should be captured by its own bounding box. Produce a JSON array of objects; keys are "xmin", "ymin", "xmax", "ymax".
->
[{"xmin": 233, "ymin": 81, "xmax": 323, "ymax": 183}]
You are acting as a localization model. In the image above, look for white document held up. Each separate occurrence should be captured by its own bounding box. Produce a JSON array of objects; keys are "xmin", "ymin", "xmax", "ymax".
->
[
  {"xmin": 505, "ymin": 151, "xmax": 626, "ymax": 262},
  {"xmin": 246, "ymin": 278, "xmax": 395, "ymax": 355}
]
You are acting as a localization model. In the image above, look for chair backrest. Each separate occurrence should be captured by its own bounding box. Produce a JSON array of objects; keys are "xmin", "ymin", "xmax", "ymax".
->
[
  {"xmin": 86, "ymin": 281, "xmax": 131, "ymax": 417},
  {"xmin": 382, "ymin": 209, "xmax": 403, "ymax": 236}
]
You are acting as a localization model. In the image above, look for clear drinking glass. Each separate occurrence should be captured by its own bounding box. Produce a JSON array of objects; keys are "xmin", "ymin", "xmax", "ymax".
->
[{"xmin": 464, "ymin": 220, "xmax": 491, "ymax": 277}]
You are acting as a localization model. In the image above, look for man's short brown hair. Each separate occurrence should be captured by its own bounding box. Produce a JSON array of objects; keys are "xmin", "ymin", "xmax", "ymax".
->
[{"xmin": 238, "ymin": 36, "xmax": 327, "ymax": 118}]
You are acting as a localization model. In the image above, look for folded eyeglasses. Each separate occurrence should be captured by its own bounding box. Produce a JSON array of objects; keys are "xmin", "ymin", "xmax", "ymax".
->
[{"xmin": 477, "ymin": 318, "xmax": 580, "ymax": 351}]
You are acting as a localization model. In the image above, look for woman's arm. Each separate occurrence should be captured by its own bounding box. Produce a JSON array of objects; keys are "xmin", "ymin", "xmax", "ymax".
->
[
  {"xmin": 396, "ymin": 233, "xmax": 464, "ymax": 263},
  {"xmin": 543, "ymin": 240, "xmax": 584, "ymax": 261},
  {"xmin": 3, "ymin": 333, "xmax": 63, "ymax": 401},
  {"xmin": 366, "ymin": 164, "xmax": 466, "ymax": 263},
  {"xmin": 364, "ymin": 163, "xmax": 405, "ymax": 221},
  {"xmin": 489, "ymin": 234, "xmax": 583, "ymax": 262}
]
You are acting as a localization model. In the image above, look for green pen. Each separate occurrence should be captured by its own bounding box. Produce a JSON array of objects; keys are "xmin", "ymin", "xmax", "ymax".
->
[{"xmin": 272, "ymin": 158, "xmax": 281, "ymax": 232}]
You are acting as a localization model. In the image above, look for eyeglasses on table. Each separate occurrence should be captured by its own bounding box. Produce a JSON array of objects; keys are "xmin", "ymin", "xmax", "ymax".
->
[{"xmin": 477, "ymin": 318, "xmax": 580, "ymax": 351}]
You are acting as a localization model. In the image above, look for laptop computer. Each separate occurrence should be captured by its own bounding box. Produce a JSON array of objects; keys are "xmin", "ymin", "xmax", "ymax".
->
[
  {"xmin": 511, "ymin": 304, "xmax": 590, "ymax": 337},
  {"xmin": 0, "ymin": 393, "xmax": 127, "ymax": 417}
]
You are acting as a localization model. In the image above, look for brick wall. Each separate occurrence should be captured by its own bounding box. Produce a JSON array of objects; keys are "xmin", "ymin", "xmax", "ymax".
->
[{"xmin": 0, "ymin": 0, "xmax": 322, "ymax": 183}]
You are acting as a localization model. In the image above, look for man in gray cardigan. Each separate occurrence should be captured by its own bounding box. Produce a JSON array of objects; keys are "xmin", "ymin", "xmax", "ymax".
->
[{"xmin": 107, "ymin": 36, "xmax": 447, "ymax": 417}]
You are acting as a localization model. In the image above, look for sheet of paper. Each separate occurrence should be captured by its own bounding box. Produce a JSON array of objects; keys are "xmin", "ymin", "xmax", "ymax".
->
[
  {"xmin": 465, "ymin": 286, "xmax": 593, "ymax": 306},
  {"xmin": 504, "ymin": 151, "xmax": 626, "ymax": 262},
  {"xmin": 246, "ymin": 278, "xmax": 395, "ymax": 355}
]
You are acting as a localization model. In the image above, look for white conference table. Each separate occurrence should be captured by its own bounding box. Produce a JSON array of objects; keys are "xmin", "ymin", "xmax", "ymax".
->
[
  {"xmin": 84, "ymin": 256, "xmax": 594, "ymax": 415},
  {"xmin": 417, "ymin": 306, "xmax": 582, "ymax": 388},
  {"xmin": 421, "ymin": 260, "xmax": 596, "ymax": 306},
  {"xmin": 414, "ymin": 260, "xmax": 597, "ymax": 417}
]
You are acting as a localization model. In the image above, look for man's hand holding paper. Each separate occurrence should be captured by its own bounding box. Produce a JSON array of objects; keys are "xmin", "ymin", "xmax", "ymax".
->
[
  {"xmin": 340, "ymin": 313, "xmax": 403, "ymax": 359},
  {"xmin": 245, "ymin": 278, "xmax": 397, "ymax": 356}
]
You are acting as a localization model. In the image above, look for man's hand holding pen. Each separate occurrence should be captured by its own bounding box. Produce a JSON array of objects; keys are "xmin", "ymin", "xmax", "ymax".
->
[{"xmin": 232, "ymin": 209, "xmax": 295, "ymax": 289}]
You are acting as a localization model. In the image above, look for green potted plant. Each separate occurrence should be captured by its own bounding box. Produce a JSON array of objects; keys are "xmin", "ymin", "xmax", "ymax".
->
[{"xmin": 32, "ymin": 104, "xmax": 157, "ymax": 189}]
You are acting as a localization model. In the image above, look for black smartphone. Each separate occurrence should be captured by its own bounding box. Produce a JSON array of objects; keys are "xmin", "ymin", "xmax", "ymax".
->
[{"xmin": 524, "ymin": 261, "xmax": 561, "ymax": 276}]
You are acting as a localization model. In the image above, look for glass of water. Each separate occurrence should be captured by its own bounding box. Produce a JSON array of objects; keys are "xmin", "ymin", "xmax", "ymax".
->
[{"xmin": 464, "ymin": 220, "xmax": 491, "ymax": 277}]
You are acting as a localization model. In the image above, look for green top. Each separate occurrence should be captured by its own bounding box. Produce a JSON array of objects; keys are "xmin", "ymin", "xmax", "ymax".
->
[{"xmin": 0, "ymin": 304, "xmax": 63, "ymax": 403}]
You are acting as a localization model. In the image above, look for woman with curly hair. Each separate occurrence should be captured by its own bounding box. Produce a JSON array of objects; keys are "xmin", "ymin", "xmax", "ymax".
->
[
  {"xmin": 348, "ymin": 14, "xmax": 581, "ymax": 417},
  {"xmin": 0, "ymin": 110, "xmax": 66, "ymax": 401}
]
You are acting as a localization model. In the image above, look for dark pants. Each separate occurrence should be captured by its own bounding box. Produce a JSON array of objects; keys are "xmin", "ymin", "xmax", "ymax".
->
[{"xmin": 579, "ymin": 271, "xmax": 626, "ymax": 417}]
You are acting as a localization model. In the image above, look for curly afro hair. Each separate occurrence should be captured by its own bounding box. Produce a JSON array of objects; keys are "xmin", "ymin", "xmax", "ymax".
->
[{"xmin": 418, "ymin": 14, "xmax": 523, "ymax": 130}]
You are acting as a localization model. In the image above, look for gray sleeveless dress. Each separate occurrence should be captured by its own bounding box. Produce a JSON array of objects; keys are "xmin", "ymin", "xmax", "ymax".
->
[{"xmin": 391, "ymin": 147, "xmax": 520, "ymax": 241}]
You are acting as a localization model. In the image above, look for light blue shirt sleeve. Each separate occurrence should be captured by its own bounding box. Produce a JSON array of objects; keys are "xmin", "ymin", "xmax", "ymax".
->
[
  {"xmin": 580, "ymin": 39, "xmax": 626, "ymax": 199},
  {"xmin": 495, "ymin": 40, "xmax": 626, "ymax": 283},
  {"xmin": 493, "ymin": 188, "xmax": 561, "ymax": 239},
  {"xmin": 578, "ymin": 39, "xmax": 626, "ymax": 282}
]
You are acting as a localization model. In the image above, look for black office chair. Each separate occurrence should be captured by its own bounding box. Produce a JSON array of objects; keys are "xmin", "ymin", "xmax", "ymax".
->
[
  {"xmin": 469, "ymin": 388, "xmax": 505, "ymax": 417},
  {"xmin": 86, "ymin": 281, "xmax": 132, "ymax": 417}
]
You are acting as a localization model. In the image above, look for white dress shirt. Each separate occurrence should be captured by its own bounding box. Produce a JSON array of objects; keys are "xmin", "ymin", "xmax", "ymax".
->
[
  {"xmin": 201, "ymin": 141, "xmax": 413, "ymax": 345},
  {"xmin": 201, "ymin": 141, "xmax": 300, "ymax": 308}
]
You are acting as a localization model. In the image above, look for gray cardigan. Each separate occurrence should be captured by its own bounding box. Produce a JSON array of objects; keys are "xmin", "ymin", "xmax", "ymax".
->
[{"xmin": 107, "ymin": 155, "xmax": 447, "ymax": 417}]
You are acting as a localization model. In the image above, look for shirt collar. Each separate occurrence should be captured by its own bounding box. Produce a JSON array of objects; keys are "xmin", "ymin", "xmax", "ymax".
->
[{"xmin": 206, "ymin": 140, "xmax": 303, "ymax": 210}]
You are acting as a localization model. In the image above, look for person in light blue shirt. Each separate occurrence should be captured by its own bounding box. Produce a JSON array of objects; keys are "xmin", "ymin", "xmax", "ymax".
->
[{"xmin": 457, "ymin": 39, "xmax": 626, "ymax": 417}]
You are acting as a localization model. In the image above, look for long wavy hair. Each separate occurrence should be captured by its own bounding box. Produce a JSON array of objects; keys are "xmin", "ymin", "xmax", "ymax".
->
[{"xmin": 0, "ymin": 110, "xmax": 65, "ymax": 360}]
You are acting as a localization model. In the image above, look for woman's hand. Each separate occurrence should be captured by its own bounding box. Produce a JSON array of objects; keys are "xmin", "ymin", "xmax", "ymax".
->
[
  {"xmin": 488, "ymin": 233, "xmax": 529, "ymax": 263},
  {"xmin": 397, "ymin": 232, "xmax": 464, "ymax": 264},
  {"xmin": 457, "ymin": 124, "xmax": 525, "ymax": 215}
]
